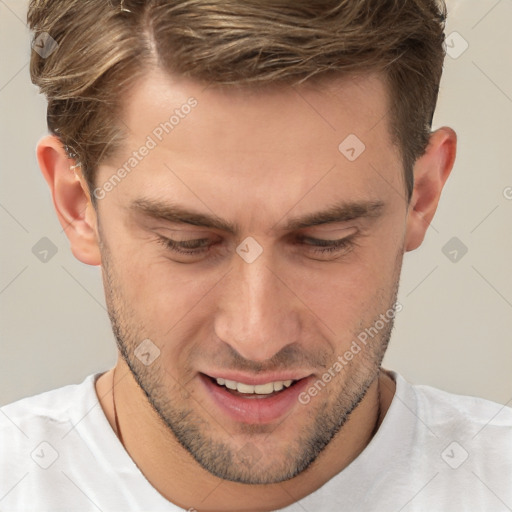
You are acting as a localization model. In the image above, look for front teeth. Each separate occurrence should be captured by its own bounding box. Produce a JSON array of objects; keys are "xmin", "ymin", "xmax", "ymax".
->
[{"xmin": 215, "ymin": 378, "xmax": 294, "ymax": 394}]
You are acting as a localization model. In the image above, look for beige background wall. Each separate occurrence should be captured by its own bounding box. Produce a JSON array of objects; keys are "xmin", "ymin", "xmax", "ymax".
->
[{"xmin": 1, "ymin": 0, "xmax": 511, "ymax": 406}]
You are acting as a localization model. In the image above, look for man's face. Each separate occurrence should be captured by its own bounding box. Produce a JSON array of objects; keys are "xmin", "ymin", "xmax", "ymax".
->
[{"xmin": 94, "ymin": 69, "xmax": 408, "ymax": 484}]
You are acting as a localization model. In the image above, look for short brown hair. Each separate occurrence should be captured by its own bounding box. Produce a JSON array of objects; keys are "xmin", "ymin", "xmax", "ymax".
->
[{"xmin": 27, "ymin": 0, "xmax": 447, "ymax": 202}]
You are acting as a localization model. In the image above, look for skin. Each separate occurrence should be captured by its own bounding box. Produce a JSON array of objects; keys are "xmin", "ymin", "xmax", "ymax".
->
[{"xmin": 36, "ymin": 67, "xmax": 456, "ymax": 511}]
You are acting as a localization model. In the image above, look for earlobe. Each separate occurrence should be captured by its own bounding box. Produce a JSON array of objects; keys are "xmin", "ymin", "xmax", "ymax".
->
[
  {"xmin": 36, "ymin": 135, "xmax": 102, "ymax": 266},
  {"xmin": 404, "ymin": 127, "xmax": 457, "ymax": 252}
]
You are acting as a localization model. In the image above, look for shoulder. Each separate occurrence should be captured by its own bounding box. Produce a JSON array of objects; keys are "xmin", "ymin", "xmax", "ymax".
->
[
  {"xmin": 2, "ymin": 374, "xmax": 99, "ymax": 419},
  {"xmin": 391, "ymin": 371, "xmax": 512, "ymax": 450},
  {"xmin": 0, "ymin": 374, "xmax": 101, "ymax": 454},
  {"xmin": 412, "ymin": 377, "xmax": 512, "ymax": 428}
]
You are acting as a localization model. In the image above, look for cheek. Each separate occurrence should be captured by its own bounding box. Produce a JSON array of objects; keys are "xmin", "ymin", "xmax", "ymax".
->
[
  {"xmin": 118, "ymin": 254, "xmax": 222, "ymax": 335},
  {"xmin": 287, "ymin": 237, "xmax": 401, "ymax": 338}
]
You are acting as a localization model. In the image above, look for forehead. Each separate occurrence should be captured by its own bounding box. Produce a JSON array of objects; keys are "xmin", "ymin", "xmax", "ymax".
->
[{"xmin": 97, "ymin": 68, "xmax": 403, "ymax": 226}]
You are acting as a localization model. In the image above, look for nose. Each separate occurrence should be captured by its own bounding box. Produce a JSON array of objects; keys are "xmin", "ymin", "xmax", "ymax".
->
[{"xmin": 214, "ymin": 245, "xmax": 302, "ymax": 362}]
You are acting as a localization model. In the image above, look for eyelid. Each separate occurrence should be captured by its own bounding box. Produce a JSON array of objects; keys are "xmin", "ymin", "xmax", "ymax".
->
[
  {"xmin": 156, "ymin": 227, "xmax": 214, "ymax": 238},
  {"xmin": 150, "ymin": 215, "xmax": 358, "ymax": 233},
  {"xmin": 154, "ymin": 229, "xmax": 359, "ymax": 249},
  {"xmin": 299, "ymin": 225, "xmax": 357, "ymax": 237},
  {"xmin": 293, "ymin": 226, "xmax": 358, "ymax": 243}
]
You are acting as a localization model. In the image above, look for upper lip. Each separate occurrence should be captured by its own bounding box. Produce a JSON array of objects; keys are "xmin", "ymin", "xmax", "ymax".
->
[{"xmin": 201, "ymin": 371, "xmax": 312, "ymax": 386}]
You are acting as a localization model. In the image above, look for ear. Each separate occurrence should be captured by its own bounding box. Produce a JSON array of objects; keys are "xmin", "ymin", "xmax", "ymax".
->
[
  {"xmin": 36, "ymin": 135, "xmax": 101, "ymax": 265},
  {"xmin": 405, "ymin": 127, "xmax": 457, "ymax": 251}
]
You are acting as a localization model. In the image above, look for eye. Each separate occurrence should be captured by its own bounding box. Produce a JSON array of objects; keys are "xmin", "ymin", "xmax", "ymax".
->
[
  {"xmin": 156, "ymin": 234, "xmax": 356, "ymax": 259},
  {"xmin": 297, "ymin": 235, "xmax": 355, "ymax": 257},
  {"xmin": 157, "ymin": 236, "xmax": 213, "ymax": 256}
]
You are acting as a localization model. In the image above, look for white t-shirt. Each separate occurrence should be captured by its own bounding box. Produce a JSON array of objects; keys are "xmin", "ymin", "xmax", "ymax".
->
[{"xmin": 1, "ymin": 371, "xmax": 511, "ymax": 512}]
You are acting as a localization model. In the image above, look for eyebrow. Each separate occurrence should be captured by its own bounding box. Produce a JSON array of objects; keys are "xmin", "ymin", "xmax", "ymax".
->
[{"xmin": 129, "ymin": 198, "xmax": 385, "ymax": 236}]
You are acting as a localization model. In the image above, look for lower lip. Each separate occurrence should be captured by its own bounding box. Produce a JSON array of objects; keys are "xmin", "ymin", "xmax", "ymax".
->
[{"xmin": 200, "ymin": 374, "xmax": 312, "ymax": 424}]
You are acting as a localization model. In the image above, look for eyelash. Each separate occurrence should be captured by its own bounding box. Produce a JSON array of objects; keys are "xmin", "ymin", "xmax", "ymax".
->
[{"xmin": 156, "ymin": 235, "xmax": 354, "ymax": 257}]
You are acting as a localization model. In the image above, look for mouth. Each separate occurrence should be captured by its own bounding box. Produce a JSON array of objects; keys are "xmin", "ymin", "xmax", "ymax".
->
[{"xmin": 199, "ymin": 372, "xmax": 312, "ymax": 424}]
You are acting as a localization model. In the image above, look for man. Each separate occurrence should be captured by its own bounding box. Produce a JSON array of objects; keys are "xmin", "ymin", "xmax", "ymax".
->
[{"xmin": 1, "ymin": 0, "xmax": 510, "ymax": 510}]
